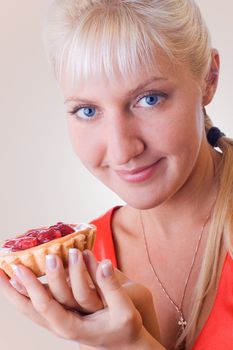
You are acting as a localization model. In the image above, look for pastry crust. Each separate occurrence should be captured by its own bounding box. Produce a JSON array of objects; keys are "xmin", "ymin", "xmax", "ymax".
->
[{"xmin": 0, "ymin": 223, "xmax": 96, "ymax": 278}]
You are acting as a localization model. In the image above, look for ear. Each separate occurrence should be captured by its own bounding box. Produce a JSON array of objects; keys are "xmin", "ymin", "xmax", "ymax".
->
[{"xmin": 202, "ymin": 49, "xmax": 220, "ymax": 107}]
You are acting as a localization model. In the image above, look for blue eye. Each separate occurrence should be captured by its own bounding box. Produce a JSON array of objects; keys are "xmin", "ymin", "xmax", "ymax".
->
[
  {"xmin": 137, "ymin": 93, "xmax": 164, "ymax": 108},
  {"xmin": 81, "ymin": 107, "xmax": 96, "ymax": 117},
  {"xmin": 69, "ymin": 106, "xmax": 97, "ymax": 120},
  {"xmin": 146, "ymin": 95, "xmax": 158, "ymax": 105}
]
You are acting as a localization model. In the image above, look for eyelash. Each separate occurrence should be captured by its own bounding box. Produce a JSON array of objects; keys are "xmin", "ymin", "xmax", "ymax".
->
[
  {"xmin": 135, "ymin": 90, "xmax": 167, "ymax": 108},
  {"xmin": 68, "ymin": 104, "xmax": 99, "ymax": 122},
  {"xmin": 68, "ymin": 90, "xmax": 167, "ymax": 121}
]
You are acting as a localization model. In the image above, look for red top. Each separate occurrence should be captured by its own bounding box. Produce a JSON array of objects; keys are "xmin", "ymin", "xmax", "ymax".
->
[{"xmin": 90, "ymin": 206, "xmax": 233, "ymax": 349}]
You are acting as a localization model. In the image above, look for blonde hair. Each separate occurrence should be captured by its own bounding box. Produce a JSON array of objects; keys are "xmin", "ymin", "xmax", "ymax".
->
[
  {"xmin": 44, "ymin": 1, "xmax": 233, "ymax": 348},
  {"xmin": 44, "ymin": 0, "xmax": 212, "ymax": 86}
]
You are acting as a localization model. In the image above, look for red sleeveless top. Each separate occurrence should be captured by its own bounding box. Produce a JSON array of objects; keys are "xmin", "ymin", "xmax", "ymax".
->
[{"xmin": 90, "ymin": 206, "xmax": 233, "ymax": 349}]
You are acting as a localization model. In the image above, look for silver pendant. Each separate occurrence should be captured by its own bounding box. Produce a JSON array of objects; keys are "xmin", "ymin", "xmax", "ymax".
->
[{"xmin": 178, "ymin": 314, "xmax": 187, "ymax": 331}]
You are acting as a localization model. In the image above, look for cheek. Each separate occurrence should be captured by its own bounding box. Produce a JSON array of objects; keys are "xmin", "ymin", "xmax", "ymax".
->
[
  {"xmin": 164, "ymin": 101, "xmax": 203, "ymax": 152},
  {"xmin": 67, "ymin": 119, "xmax": 104, "ymax": 169},
  {"xmin": 145, "ymin": 117, "xmax": 200, "ymax": 155},
  {"xmin": 164, "ymin": 118, "xmax": 203, "ymax": 189},
  {"xmin": 145, "ymin": 105, "xmax": 203, "ymax": 175}
]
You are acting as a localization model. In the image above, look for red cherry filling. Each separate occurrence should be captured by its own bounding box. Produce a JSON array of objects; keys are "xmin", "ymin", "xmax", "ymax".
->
[
  {"xmin": 15, "ymin": 237, "xmax": 38, "ymax": 251},
  {"xmin": 50, "ymin": 222, "xmax": 75, "ymax": 236},
  {"xmin": 2, "ymin": 223, "xmax": 75, "ymax": 252}
]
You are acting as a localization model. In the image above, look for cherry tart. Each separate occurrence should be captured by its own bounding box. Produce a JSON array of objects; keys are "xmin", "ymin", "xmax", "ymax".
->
[{"xmin": 0, "ymin": 222, "xmax": 96, "ymax": 277}]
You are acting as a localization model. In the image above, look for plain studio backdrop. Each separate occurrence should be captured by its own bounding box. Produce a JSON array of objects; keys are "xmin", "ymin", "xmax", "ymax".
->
[{"xmin": 0, "ymin": 1, "xmax": 232, "ymax": 349}]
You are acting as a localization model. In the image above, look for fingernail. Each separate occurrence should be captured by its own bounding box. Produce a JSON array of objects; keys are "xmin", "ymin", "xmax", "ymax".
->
[
  {"xmin": 101, "ymin": 259, "xmax": 113, "ymax": 278},
  {"xmin": 10, "ymin": 278, "xmax": 25, "ymax": 293},
  {"xmin": 11, "ymin": 264, "xmax": 24, "ymax": 280},
  {"xmin": 46, "ymin": 254, "xmax": 57, "ymax": 271},
  {"xmin": 83, "ymin": 250, "xmax": 90, "ymax": 265},
  {"xmin": 69, "ymin": 248, "xmax": 79, "ymax": 265}
]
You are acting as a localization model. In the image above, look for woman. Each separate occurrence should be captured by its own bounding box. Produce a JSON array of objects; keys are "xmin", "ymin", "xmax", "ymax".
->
[{"xmin": 0, "ymin": 1, "xmax": 232, "ymax": 349}]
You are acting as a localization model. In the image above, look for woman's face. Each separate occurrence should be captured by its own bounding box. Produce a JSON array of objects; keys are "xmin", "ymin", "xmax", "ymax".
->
[{"xmin": 62, "ymin": 53, "xmax": 212, "ymax": 209}]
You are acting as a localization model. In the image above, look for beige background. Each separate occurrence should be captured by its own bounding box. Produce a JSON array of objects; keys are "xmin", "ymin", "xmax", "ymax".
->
[{"xmin": 0, "ymin": 1, "xmax": 232, "ymax": 349}]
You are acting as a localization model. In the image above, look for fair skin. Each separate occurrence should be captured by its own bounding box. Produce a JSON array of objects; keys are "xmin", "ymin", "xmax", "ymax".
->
[
  {"xmin": 0, "ymin": 253, "xmax": 163, "ymax": 349},
  {"xmin": 0, "ymin": 49, "xmax": 223, "ymax": 350},
  {"xmin": 64, "ymin": 48, "xmax": 223, "ymax": 349}
]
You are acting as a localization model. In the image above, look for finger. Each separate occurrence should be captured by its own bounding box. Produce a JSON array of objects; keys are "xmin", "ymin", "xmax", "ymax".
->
[
  {"xmin": 83, "ymin": 250, "xmax": 129, "ymax": 295},
  {"xmin": 123, "ymin": 283, "xmax": 160, "ymax": 341},
  {"xmin": 114, "ymin": 268, "xmax": 133, "ymax": 285},
  {"xmin": 1, "ymin": 267, "xmax": 106, "ymax": 344},
  {"xmin": 108, "ymin": 268, "xmax": 160, "ymax": 340},
  {"xmin": 82, "ymin": 250, "xmax": 106, "ymax": 306},
  {"xmin": 96, "ymin": 260, "xmax": 138, "ymax": 317},
  {"xmin": 0, "ymin": 269, "xmax": 48, "ymax": 329},
  {"xmin": 45, "ymin": 254, "xmax": 79, "ymax": 309},
  {"xmin": 69, "ymin": 249, "xmax": 103, "ymax": 313},
  {"xmin": 82, "ymin": 250, "xmax": 99, "ymax": 286},
  {"xmin": 9, "ymin": 277, "xmax": 29, "ymax": 297},
  {"xmin": 10, "ymin": 264, "xmax": 84, "ymax": 339}
]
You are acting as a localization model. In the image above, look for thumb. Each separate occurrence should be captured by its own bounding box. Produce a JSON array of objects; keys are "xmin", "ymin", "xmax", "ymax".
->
[{"xmin": 96, "ymin": 259, "xmax": 135, "ymax": 315}]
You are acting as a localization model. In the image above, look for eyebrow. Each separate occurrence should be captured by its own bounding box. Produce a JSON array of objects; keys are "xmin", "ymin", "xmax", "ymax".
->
[{"xmin": 64, "ymin": 76, "xmax": 168, "ymax": 104}]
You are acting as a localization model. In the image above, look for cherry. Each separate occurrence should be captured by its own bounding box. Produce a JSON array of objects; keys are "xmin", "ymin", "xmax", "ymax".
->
[
  {"xmin": 2, "ymin": 222, "xmax": 75, "ymax": 252},
  {"xmin": 37, "ymin": 228, "xmax": 62, "ymax": 244},
  {"xmin": 3, "ymin": 239, "xmax": 18, "ymax": 249},
  {"xmin": 13, "ymin": 237, "xmax": 38, "ymax": 251},
  {"xmin": 25, "ymin": 229, "xmax": 41, "ymax": 237},
  {"xmin": 50, "ymin": 223, "xmax": 75, "ymax": 236}
]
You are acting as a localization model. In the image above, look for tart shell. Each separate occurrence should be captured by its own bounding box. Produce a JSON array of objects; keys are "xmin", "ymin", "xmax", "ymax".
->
[{"xmin": 0, "ymin": 224, "xmax": 96, "ymax": 278}]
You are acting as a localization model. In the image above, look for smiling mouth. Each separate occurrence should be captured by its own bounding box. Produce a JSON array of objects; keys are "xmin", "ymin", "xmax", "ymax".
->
[{"xmin": 114, "ymin": 158, "xmax": 164, "ymax": 183}]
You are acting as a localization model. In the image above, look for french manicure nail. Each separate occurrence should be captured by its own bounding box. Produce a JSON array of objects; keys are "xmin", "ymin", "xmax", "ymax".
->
[
  {"xmin": 101, "ymin": 260, "xmax": 113, "ymax": 278},
  {"xmin": 69, "ymin": 248, "xmax": 79, "ymax": 265},
  {"xmin": 9, "ymin": 278, "xmax": 25, "ymax": 293},
  {"xmin": 11, "ymin": 264, "xmax": 24, "ymax": 280},
  {"xmin": 46, "ymin": 254, "xmax": 57, "ymax": 270}
]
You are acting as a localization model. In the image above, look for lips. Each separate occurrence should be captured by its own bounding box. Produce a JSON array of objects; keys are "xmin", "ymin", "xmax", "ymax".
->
[{"xmin": 114, "ymin": 158, "xmax": 163, "ymax": 183}]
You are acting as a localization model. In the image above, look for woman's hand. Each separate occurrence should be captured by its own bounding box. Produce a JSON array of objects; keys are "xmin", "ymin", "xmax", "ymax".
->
[
  {"xmin": 0, "ymin": 250, "xmax": 164, "ymax": 349},
  {"xmin": 7, "ymin": 249, "xmax": 161, "ymax": 340}
]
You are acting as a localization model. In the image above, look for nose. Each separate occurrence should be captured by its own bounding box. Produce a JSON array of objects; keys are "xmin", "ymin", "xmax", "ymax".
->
[{"xmin": 105, "ymin": 114, "xmax": 145, "ymax": 166}]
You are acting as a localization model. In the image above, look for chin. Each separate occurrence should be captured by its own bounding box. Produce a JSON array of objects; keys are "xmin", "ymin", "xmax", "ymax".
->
[
  {"xmin": 93, "ymin": 165, "xmax": 179, "ymax": 210},
  {"xmin": 116, "ymin": 190, "xmax": 170, "ymax": 210}
]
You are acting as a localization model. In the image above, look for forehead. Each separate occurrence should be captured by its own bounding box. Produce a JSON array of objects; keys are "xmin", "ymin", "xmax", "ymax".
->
[{"xmin": 61, "ymin": 51, "xmax": 193, "ymax": 102}]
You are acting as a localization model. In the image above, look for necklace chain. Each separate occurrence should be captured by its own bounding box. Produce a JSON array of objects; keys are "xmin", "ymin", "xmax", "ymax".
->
[{"xmin": 140, "ymin": 210, "xmax": 211, "ymax": 335}]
